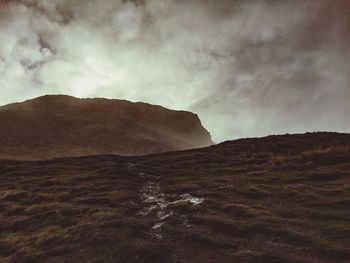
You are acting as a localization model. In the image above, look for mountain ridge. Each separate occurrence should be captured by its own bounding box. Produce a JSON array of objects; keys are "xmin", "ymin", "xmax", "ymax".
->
[{"xmin": 0, "ymin": 95, "xmax": 213, "ymax": 160}]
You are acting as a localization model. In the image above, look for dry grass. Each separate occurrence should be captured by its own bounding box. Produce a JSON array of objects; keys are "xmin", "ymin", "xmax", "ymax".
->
[{"xmin": 0, "ymin": 132, "xmax": 350, "ymax": 262}]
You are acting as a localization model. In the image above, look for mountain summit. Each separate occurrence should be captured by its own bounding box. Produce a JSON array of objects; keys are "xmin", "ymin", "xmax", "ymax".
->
[{"xmin": 0, "ymin": 95, "xmax": 213, "ymax": 160}]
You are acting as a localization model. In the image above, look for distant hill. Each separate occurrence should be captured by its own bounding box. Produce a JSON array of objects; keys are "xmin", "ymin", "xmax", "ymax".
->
[
  {"xmin": 0, "ymin": 95, "xmax": 213, "ymax": 160},
  {"xmin": 1, "ymin": 132, "xmax": 350, "ymax": 262}
]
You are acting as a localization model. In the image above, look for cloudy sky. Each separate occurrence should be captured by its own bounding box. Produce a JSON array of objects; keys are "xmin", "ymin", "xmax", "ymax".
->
[{"xmin": 0, "ymin": 0, "xmax": 349, "ymax": 142}]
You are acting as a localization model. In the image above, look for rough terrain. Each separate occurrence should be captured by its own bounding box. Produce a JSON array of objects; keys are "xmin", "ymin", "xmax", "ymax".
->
[{"xmin": 1, "ymin": 132, "xmax": 350, "ymax": 262}]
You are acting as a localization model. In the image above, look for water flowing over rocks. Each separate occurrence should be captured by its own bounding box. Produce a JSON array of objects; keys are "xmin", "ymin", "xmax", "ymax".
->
[{"xmin": 135, "ymin": 170, "xmax": 205, "ymax": 239}]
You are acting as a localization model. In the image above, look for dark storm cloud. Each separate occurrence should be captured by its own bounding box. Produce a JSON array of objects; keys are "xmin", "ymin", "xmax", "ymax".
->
[{"xmin": 0, "ymin": 0, "xmax": 349, "ymax": 141}]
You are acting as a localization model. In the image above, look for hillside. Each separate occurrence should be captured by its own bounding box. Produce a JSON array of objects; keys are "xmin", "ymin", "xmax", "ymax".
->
[
  {"xmin": 0, "ymin": 95, "xmax": 213, "ymax": 160},
  {"xmin": 1, "ymin": 132, "xmax": 350, "ymax": 262}
]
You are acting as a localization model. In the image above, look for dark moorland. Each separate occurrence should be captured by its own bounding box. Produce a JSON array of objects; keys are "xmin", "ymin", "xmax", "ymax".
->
[{"xmin": 1, "ymin": 132, "xmax": 350, "ymax": 263}]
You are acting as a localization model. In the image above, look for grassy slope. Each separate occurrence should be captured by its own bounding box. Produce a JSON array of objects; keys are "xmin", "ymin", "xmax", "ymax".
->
[{"xmin": 0, "ymin": 132, "xmax": 350, "ymax": 263}]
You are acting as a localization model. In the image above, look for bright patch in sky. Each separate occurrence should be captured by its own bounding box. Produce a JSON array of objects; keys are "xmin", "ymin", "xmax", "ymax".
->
[{"xmin": 0, "ymin": 0, "xmax": 350, "ymax": 142}]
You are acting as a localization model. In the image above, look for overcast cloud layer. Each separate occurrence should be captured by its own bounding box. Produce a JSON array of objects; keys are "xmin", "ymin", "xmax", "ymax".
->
[{"xmin": 0, "ymin": 0, "xmax": 349, "ymax": 142}]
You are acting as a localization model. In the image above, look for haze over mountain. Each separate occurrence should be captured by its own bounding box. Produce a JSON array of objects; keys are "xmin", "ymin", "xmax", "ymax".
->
[
  {"xmin": 0, "ymin": 95, "xmax": 213, "ymax": 160},
  {"xmin": 1, "ymin": 1, "xmax": 350, "ymax": 262}
]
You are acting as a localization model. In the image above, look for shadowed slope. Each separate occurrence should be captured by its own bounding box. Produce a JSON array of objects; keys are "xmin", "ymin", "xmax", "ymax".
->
[
  {"xmin": 0, "ymin": 95, "xmax": 213, "ymax": 160},
  {"xmin": 1, "ymin": 132, "xmax": 350, "ymax": 262}
]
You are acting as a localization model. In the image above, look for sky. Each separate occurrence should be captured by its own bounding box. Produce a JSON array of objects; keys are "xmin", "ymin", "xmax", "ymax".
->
[{"xmin": 0, "ymin": 0, "xmax": 349, "ymax": 142}]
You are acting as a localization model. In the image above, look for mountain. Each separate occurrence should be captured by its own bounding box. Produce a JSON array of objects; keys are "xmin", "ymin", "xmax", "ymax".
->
[
  {"xmin": 0, "ymin": 95, "xmax": 213, "ymax": 160},
  {"xmin": 1, "ymin": 132, "xmax": 350, "ymax": 262}
]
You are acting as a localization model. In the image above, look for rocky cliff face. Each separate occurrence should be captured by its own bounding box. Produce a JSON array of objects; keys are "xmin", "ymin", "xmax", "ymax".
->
[{"xmin": 0, "ymin": 95, "xmax": 213, "ymax": 160}]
